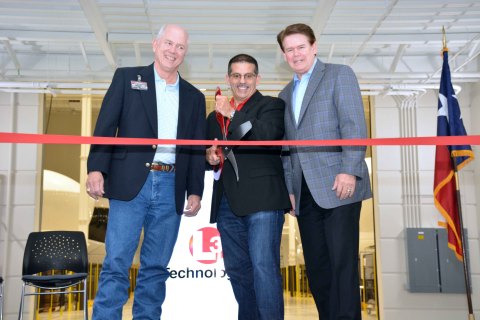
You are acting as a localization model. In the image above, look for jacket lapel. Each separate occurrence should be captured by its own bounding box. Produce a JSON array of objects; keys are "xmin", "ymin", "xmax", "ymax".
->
[
  {"xmin": 139, "ymin": 64, "xmax": 158, "ymax": 135},
  {"xmin": 177, "ymin": 76, "xmax": 191, "ymax": 140},
  {"xmin": 297, "ymin": 59, "xmax": 325, "ymax": 125},
  {"xmin": 228, "ymin": 90, "xmax": 261, "ymax": 135},
  {"xmin": 283, "ymin": 81, "xmax": 295, "ymax": 126}
]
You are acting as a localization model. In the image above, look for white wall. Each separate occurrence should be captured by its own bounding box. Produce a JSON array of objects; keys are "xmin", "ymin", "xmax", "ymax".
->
[
  {"xmin": 470, "ymin": 82, "xmax": 480, "ymax": 254},
  {"xmin": 0, "ymin": 92, "xmax": 43, "ymax": 320},
  {"xmin": 373, "ymin": 84, "xmax": 480, "ymax": 320}
]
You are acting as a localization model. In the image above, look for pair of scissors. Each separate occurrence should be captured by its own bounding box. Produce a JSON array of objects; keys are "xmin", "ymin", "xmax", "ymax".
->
[{"xmin": 214, "ymin": 87, "xmax": 252, "ymax": 182}]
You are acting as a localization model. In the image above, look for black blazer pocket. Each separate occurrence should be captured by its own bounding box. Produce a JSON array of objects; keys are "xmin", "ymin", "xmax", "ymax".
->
[
  {"xmin": 248, "ymin": 167, "xmax": 278, "ymax": 178},
  {"xmin": 112, "ymin": 147, "xmax": 127, "ymax": 159}
]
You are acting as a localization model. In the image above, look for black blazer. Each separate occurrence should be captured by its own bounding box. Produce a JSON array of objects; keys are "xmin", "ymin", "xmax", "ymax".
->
[
  {"xmin": 87, "ymin": 64, "xmax": 206, "ymax": 214},
  {"xmin": 206, "ymin": 90, "xmax": 290, "ymax": 223}
]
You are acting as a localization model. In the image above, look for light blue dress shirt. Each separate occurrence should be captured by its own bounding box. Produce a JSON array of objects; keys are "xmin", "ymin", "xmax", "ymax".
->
[
  {"xmin": 152, "ymin": 66, "xmax": 179, "ymax": 164},
  {"xmin": 292, "ymin": 59, "xmax": 317, "ymax": 125}
]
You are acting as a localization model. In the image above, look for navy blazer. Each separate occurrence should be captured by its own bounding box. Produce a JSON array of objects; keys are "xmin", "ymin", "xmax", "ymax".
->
[
  {"xmin": 206, "ymin": 91, "xmax": 291, "ymax": 223},
  {"xmin": 87, "ymin": 64, "xmax": 206, "ymax": 214}
]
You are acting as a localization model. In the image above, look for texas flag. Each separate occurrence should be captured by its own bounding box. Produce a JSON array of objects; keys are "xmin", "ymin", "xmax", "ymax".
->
[{"xmin": 433, "ymin": 50, "xmax": 474, "ymax": 261}]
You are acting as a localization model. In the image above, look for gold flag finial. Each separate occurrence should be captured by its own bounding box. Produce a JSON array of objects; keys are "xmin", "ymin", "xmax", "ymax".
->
[{"xmin": 442, "ymin": 26, "xmax": 448, "ymax": 52}]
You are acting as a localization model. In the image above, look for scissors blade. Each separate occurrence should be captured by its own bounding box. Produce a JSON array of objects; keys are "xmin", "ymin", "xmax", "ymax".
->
[
  {"xmin": 223, "ymin": 147, "xmax": 239, "ymax": 182},
  {"xmin": 222, "ymin": 121, "xmax": 253, "ymax": 182},
  {"xmin": 229, "ymin": 120, "xmax": 252, "ymax": 140}
]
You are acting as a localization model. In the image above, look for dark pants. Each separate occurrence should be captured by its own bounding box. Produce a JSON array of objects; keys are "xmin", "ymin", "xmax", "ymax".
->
[{"xmin": 297, "ymin": 176, "xmax": 362, "ymax": 320}]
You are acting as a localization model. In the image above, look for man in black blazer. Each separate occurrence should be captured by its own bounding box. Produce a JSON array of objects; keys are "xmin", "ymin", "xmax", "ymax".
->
[
  {"xmin": 206, "ymin": 54, "xmax": 290, "ymax": 320},
  {"xmin": 86, "ymin": 24, "xmax": 206, "ymax": 320}
]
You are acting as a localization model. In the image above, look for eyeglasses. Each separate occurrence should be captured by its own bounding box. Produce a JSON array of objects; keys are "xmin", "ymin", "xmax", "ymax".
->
[{"xmin": 229, "ymin": 73, "xmax": 257, "ymax": 81}]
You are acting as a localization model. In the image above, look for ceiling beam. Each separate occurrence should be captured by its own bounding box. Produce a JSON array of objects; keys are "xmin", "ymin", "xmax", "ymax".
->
[
  {"xmin": 3, "ymin": 40, "xmax": 21, "ymax": 73},
  {"xmin": 208, "ymin": 44, "xmax": 213, "ymax": 70},
  {"xmin": 134, "ymin": 43, "xmax": 142, "ymax": 66},
  {"xmin": 327, "ymin": 44, "xmax": 335, "ymax": 63},
  {"xmin": 349, "ymin": 0, "xmax": 400, "ymax": 65},
  {"xmin": 311, "ymin": 0, "xmax": 338, "ymax": 37},
  {"xmin": 454, "ymin": 49, "xmax": 480, "ymax": 73},
  {"xmin": 468, "ymin": 42, "xmax": 479, "ymax": 58},
  {"xmin": 389, "ymin": 44, "xmax": 408, "ymax": 73},
  {"xmin": 141, "ymin": 0, "xmax": 155, "ymax": 37},
  {"xmin": 104, "ymin": 31, "xmax": 480, "ymax": 46},
  {"xmin": 424, "ymin": 33, "xmax": 480, "ymax": 83},
  {"xmin": 78, "ymin": 0, "xmax": 116, "ymax": 68},
  {"xmin": 130, "ymin": 1, "xmax": 317, "ymax": 9},
  {"xmin": 0, "ymin": 30, "xmax": 96, "ymax": 42},
  {"xmin": 0, "ymin": 81, "xmax": 466, "ymax": 97},
  {"xmin": 3, "ymin": 69, "xmax": 479, "ymax": 83},
  {"xmin": 79, "ymin": 42, "xmax": 91, "ymax": 70}
]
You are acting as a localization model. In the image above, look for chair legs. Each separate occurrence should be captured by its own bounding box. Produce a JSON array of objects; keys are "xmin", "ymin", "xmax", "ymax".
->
[
  {"xmin": 0, "ymin": 279, "xmax": 4, "ymax": 320},
  {"xmin": 18, "ymin": 281, "xmax": 88, "ymax": 320},
  {"xmin": 18, "ymin": 283, "xmax": 26, "ymax": 320},
  {"xmin": 83, "ymin": 278, "xmax": 88, "ymax": 320}
]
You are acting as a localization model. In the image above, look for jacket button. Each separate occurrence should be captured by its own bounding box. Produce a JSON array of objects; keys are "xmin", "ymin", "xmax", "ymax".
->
[
  {"xmin": 152, "ymin": 145, "xmax": 157, "ymax": 149},
  {"xmin": 145, "ymin": 162, "xmax": 150, "ymax": 167}
]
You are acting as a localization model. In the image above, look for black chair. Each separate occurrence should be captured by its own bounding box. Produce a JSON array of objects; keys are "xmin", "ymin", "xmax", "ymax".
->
[
  {"xmin": 0, "ymin": 276, "xmax": 4, "ymax": 320},
  {"xmin": 18, "ymin": 231, "xmax": 88, "ymax": 320}
]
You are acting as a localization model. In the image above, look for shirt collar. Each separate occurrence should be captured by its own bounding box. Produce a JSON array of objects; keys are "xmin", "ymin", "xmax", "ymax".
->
[
  {"xmin": 229, "ymin": 91, "xmax": 255, "ymax": 110},
  {"xmin": 293, "ymin": 58, "xmax": 317, "ymax": 84},
  {"xmin": 153, "ymin": 65, "xmax": 179, "ymax": 89}
]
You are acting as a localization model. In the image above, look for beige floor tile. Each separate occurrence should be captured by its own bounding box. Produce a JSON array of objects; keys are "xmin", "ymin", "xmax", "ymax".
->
[{"xmin": 37, "ymin": 294, "xmax": 377, "ymax": 319}]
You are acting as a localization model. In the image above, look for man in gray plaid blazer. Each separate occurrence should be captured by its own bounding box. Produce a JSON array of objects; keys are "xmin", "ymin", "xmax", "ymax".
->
[{"xmin": 277, "ymin": 23, "xmax": 372, "ymax": 320}]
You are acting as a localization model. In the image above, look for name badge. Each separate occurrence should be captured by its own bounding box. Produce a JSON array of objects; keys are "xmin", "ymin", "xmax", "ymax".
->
[{"xmin": 131, "ymin": 81, "xmax": 148, "ymax": 90}]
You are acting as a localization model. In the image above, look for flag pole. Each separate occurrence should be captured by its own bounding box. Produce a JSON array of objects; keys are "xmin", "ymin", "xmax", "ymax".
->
[
  {"xmin": 451, "ymin": 160, "xmax": 475, "ymax": 320},
  {"xmin": 443, "ymin": 26, "xmax": 475, "ymax": 320}
]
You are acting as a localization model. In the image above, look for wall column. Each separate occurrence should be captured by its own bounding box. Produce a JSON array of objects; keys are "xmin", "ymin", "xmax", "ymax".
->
[{"xmin": 79, "ymin": 94, "xmax": 93, "ymax": 234}]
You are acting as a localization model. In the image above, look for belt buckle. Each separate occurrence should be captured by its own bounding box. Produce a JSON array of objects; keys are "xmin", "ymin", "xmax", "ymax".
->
[{"xmin": 151, "ymin": 162, "xmax": 174, "ymax": 172}]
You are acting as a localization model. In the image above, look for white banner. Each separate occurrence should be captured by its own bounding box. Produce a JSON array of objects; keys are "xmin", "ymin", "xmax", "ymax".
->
[{"xmin": 162, "ymin": 171, "xmax": 238, "ymax": 319}]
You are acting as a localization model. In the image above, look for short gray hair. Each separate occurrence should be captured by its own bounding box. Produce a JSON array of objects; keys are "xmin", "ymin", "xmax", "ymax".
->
[{"xmin": 156, "ymin": 24, "xmax": 190, "ymax": 45}]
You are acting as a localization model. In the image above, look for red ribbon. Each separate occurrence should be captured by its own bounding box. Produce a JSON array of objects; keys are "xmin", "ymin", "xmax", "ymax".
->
[{"xmin": 1, "ymin": 132, "xmax": 480, "ymax": 146}]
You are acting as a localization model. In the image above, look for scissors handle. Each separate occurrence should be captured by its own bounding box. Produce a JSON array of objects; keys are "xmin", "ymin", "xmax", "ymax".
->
[
  {"xmin": 215, "ymin": 86, "xmax": 228, "ymax": 139},
  {"xmin": 215, "ymin": 86, "xmax": 222, "ymax": 97}
]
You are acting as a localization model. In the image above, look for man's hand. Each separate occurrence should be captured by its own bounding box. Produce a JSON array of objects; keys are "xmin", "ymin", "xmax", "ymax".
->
[
  {"xmin": 206, "ymin": 138, "xmax": 222, "ymax": 166},
  {"xmin": 183, "ymin": 194, "xmax": 201, "ymax": 217},
  {"xmin": 215, "ymin": 95, "xmax": 235, "ymax": 118},
  {"xmin": 86, "ymin": 171, "xmax": 105, "ymax": 200},
  {"xmin": 288, "ymin": 194, "xmax": 296, "ymax": 217},
  {"xmin": 332, "ymin": 173, "xmax": 356, "ymax": 200}
]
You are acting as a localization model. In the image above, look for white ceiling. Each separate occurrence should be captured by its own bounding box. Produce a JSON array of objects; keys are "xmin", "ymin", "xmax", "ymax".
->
[{"xmin": 1, "ymin": 0, "xmax": 480, "ymax": 96}]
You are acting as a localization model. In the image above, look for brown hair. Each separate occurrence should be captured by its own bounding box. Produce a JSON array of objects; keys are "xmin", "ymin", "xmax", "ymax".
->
[{"xmin": 277, "ymin": 23, "xmax": 316, "ymax": 52}]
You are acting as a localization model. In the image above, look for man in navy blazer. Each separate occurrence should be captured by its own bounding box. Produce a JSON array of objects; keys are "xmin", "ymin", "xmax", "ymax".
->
[
  {"xmin": 86, "ymin": 24, "xmax": 206, "ymax": 319},
  {"xmin": 277, "ymin": 24, "xmax": 372, "ymax": 320}
]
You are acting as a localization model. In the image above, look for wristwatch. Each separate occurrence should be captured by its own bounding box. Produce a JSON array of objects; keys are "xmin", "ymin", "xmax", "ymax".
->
[{"xmin": 229, "ymin": 110, "xmax": 236, "ymax": 120}]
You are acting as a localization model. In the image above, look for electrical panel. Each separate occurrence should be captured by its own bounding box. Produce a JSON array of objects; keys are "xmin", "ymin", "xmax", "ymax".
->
[
  {"xmin": 406, "ymin": 228, "xmax": 470, "ymax": 293},
  {"xmin": 437, "ymin": 228, "xmax": 470, "ymax": 293},
  {"xmin": 406, "ymin": 228, "xmax": 440, "ymax": 292}
]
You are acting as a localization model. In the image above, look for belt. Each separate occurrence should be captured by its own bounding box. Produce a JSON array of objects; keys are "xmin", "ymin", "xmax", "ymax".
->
[{"xmin": 150, "ymin": 162, "xmax": 175, "ymax": 172}]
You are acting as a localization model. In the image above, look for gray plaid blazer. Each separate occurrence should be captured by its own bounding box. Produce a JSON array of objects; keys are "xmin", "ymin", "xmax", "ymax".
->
[{"xmin": 279, "ymin": 59, "xmax": 372, "ymax": 212}]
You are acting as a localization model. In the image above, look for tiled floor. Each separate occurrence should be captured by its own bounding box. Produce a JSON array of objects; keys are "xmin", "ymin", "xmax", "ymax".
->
[
  {"xmin": 37, "ymin": 294, "xmax": 378, "ymax": 319},
  {"xmin": 285, "ymin": 295, "xmax": 319, "ymax": 320},
  {"xmin": 284, "ymin": 295, "xmax": 377, "ymax": 320}
]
